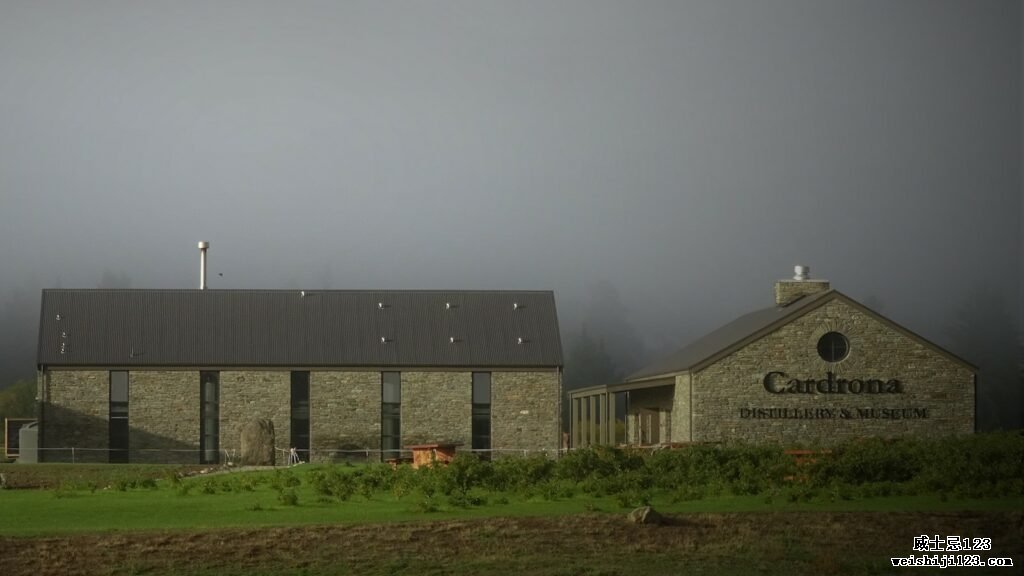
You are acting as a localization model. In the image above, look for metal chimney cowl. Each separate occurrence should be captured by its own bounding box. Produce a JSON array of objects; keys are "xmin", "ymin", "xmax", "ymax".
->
[{"xmin": 198, "ymin": 241, "xmax": 209, "ymax": 290}]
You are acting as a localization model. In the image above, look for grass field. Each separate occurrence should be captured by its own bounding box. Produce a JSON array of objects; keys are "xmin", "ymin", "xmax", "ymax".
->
[
  {"xmin": 1, "ymin": 473, "xmax": 1023, "ymax": 537},
  {"xmin": 2, "ymin": 509, "xmax": 1021, "ymax": 576},
  {"xmin": 2, "ymin": 438, "xmax": 1022, "ymax": 575}
]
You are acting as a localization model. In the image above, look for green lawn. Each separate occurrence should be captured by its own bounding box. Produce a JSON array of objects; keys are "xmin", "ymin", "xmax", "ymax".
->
[
  {"xmin": 1, "ymin": 464, "xmax": 1021, "ymax": 537},
  {"xmin": 3, "ymin": 463, "xmax": 1023, "ymax": 576}
]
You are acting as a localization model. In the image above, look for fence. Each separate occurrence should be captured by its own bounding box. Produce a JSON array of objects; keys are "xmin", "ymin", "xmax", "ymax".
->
[{"xmin": 24, "ymin": 446, "xmax": 566, "ymax": 465}]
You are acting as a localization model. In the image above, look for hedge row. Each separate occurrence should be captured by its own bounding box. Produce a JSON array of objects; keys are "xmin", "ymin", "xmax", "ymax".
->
[{"xmin": 300, "ymin": 432, "xmax": 1024, "ymax": 504}]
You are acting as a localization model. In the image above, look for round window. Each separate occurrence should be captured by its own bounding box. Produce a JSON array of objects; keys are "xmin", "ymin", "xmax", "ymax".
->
[{"xmin": 817, "ymin": 331, "xmax": 849, "ymax": 363}]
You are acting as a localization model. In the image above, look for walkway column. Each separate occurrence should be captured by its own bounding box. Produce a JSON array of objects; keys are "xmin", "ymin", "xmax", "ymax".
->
[
  {"xmin": 605, "ymin": 392, "xmax": 615, "ymax": 445},
  {"xmin": 570, "ymin": 396, "xmax": 578, "ymax": 448}
]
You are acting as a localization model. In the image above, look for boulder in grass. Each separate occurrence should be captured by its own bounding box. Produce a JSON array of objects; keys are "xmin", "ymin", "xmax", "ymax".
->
[
  {"xmin": 240, "ymin": 419, "xmax": 275, "ymax": 466},
  {"xmin": 628, "ymin": 506, "xmax": 663, "ymax": 525}
]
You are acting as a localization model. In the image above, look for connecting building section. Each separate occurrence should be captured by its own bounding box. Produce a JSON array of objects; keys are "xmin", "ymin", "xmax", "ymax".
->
[
  {"xmin": 570, "ymin": 267, "xmax": 976, "ymax": 447},
  {"xmin": 35, "ymin": 289, "xmax": 563, "ymax": 464}
]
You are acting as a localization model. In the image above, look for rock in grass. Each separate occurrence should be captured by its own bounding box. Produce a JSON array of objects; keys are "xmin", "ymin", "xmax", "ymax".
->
[
  {"xmin": 628, "ymin": 506, "xmax": 663, "ymax": 525},
  {"xmin": 240, "ymin": 419, "xmax": 276, "ymax": 466}
]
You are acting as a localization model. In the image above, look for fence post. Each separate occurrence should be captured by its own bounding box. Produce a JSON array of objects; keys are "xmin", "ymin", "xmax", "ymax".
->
[{"xmin": 71, "ymin": 447, "xmax": 76, "ymax": 464}]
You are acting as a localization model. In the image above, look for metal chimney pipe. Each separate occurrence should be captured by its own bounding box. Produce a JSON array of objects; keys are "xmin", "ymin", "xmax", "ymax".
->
[{"xmin": 198, "ymin": 241, "xmax": 209, "ymax": 289}]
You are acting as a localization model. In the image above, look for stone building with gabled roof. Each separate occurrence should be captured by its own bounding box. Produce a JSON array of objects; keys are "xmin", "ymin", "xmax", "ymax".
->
[
  {"xmin": 36, "ymin": 288, "xmax": 563, "ymax": 464},
  {"xmin": 570, "ymin": 267, "xmax": 976, "ymax": 447}
]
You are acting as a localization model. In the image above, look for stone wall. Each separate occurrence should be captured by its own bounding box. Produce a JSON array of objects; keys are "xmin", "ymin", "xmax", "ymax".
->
[
  {"xmin": 492, "ymin": 370, "xmax": 560, "ymax": 453},
  {"xmin": 40, "ymin": 370, "xmax": 109, "ymax": 462},
  {"xmin": 130, "ymin": 371, "xmax": 200, "ymax": 464},
  {"xmin": 39, "ymin": 367, "xmax": 563, "ymax": 464},
  {"xmin": 310, "ymin": 371, "xmax": 381, "ymax": 462},
  {"xmin": 692, "ymin": 299, "xmax": 975, "ymax": 445},
  {"xmin": 220, "ymin": 371, "xmax": 291, "ymax": 466},
  {"xmin": 401, "ymin": 371, "xmax": 472, "ymax": 447},
  {"xmin": 774, "ymin": 280, "xmax": 830, "ymax": 306},
  {"xmin": 671, "ymin": 374, "xmax": 692, "ymax": 443}
]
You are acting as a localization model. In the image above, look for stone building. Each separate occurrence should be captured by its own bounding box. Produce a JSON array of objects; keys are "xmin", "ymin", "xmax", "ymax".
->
[
  {"xmin": 36, "ymin": 289, "xmax": 563, "ymax": 464},
  {"xmin": 569, "ymin": 267, "xmax": 976, "ymax": 447}
]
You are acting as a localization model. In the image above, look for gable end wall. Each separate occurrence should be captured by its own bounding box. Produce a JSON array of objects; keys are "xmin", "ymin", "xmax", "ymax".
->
[{"xmin": 691, "ymin": 300, "xmax": 974, "ymax": 444}]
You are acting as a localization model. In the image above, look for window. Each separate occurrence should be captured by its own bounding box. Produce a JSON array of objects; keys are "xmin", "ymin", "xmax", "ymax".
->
[
  {"xmin": 291, "ymin": 372, "xmax": 310, "ymax": 462},
  {"xmin": 817, "ymin": 331, "xmax": 850, "ymax": 363},
  {"xmin": 200, "ymin": 371, "xmax": 219, "ymax": 464},
  {"xmin": 472, "ymin": 372, "xmax": 491, "ymax": 456},
  {"xmin": 381, "ymin": 372, "xmax": 401, "ymax": 461},
  {"xmin": 109, "ymin": 371, "xmax": 129, "ymax": 463}
]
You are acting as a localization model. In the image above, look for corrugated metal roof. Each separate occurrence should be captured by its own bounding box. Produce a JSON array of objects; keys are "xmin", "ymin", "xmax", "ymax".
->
[
  {"xmin": 625, "ymin": 289, "xmax": 977, "ymax": 382},
  {"xmin": 38, "ymin": 289, "xmax": 563, "ymax": 368},
  {"xmin": 624, "ymin": 291, "xmax": 833, "ymax": 381}
]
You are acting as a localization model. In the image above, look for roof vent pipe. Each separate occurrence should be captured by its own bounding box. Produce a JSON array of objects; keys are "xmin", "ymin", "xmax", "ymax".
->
[
  {"xmin": 198, "ymin": 241, "xmax": 209, "ymax": 289},
  {"xmin": 793, "ymin": 265, "xmax": 809, "ymax": 281}
]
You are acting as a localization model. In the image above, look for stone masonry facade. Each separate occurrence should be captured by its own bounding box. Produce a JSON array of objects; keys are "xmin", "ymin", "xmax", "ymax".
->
[
  {"xmin": 492, "ymin": 371, "xmax": 561, "ymax": 453},
  {"xmin": 310, "ymin": 371, "xmax": 381, "ymax": 462},
  {"xmin": 220, "ymin": 371, "xmax": 291, "ymax": 466},
  {"xmin": 38, "ymin": 367, "xmax": 562, "ymax": 463},
  {"xmin": 686, "ymin": 299, "xmax": 974, "ymax": 445},
  {"xmin": 38, "ymin": 370, "xmax": 109, "ymax": 463},
  {"xmin": 401, "ymin": 371, "xmax": 473, "ymax": 448},
  {"xmin": 129, "ymin": 371, "xmax": 200, "ymax": 464},
  {"xmin": 775, "ymin": 279, "xmax": 830, "ymax": 306}
]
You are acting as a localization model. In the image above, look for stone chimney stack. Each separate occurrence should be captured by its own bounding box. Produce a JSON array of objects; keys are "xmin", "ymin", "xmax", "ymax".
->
[{"xmin": 775, "ymin": 265, "xmax": 829, "ymax": 306}]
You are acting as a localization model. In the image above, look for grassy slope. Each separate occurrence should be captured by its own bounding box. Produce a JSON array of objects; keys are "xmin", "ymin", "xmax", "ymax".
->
[
  {"xmin": 0, "ymin": 465, "xmax": 1022, "ymax": 537},
  {"xmin": 2, "ymin": 464, "xmax": 1022, "ymax": 575},
  {"xmin": 3, "ymin": 512, "xmax": 1022, "ymax": 576}
]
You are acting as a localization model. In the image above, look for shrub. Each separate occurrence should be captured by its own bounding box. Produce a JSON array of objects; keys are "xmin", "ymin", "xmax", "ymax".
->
[
  {"xmin": 446, "ymin": 492, "xmax": 471, "ymax": 508},
  {"xmin": 270, "ymin": 470, "xmax": 301, "ymax": 491},
  {"xmin": 557, "ymin": 446, "xmax": 641, "ymax": 483},
  {"xmin": 165, "ymin": 471, "xmax": 183, "ymax": 487},
  {"xmin": 415, "ymin": 495, "xmax": 440, "ymax": 513},
  {"xmin": 277, "ymin": 488, "xmax": 299, "ymax": 506},
  {"xmin": 437, "ymin": 454, "xmax": 492, "ymax": 496},
  {"xmin": 489, "ymin": 455, "xmax": 555, "ymax": 493}
]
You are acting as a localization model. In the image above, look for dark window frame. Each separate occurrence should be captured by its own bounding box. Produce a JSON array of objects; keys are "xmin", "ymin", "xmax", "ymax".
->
[
  {"xmin": 817, "ymin": 331, "xmax": 850, "ymax": 363},
  {"xmin": 200, "ymin": 371, "xmax": 220, "ymax": 464},
  {"xmin": 291, "ymin": 371, "xmax": 311, "ymax": 462},
  {"xmin": 109, "ymin": 371, "xmax": 129, "ymax": 463},
  {"xmin": 381, "ymin": 372, "xmax": 401, "ymax": 461},
  {"xmin": 471, "ymin": 372, "xmax": 491, "ymax": 456}
]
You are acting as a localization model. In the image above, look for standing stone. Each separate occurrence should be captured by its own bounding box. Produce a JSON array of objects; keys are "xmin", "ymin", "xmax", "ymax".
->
[
  {"xmin": 240, "ymin": 419, "xmax": 276, "ymax": 466},
  {"xmin": 628, "ymin": 506, "xmax": 663, "ymax": 525}
]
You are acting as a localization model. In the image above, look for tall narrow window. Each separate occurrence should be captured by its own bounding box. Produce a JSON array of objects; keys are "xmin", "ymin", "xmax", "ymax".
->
[
  {"xmin": 472, "ymin": 372, "xmax": 491, "ymax": 457},
  {"xmin": 291, "ymin": 371, "xmax": 310, "ymax": 462},
  {"xmin": 381, "ymin": 372, "xmax": 401, "ymax": 461},
  {"xmin": 109, "ymin": 371, "xmax": 129, "ymax": 463},
  {"xmin": 200, "ymin": 371, "xmax": 219, "ymax": 464}
]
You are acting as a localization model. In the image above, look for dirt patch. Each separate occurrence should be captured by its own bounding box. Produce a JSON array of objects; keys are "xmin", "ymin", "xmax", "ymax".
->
[{"xmin": 1, "ymin": 511, "xmax": 1022, "ymax": 576}]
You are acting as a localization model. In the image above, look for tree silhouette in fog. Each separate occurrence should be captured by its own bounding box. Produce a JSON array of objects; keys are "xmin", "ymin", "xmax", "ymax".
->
[
  {"xmin": 97, "ymin": 269, "xmax": 132, "ymax": 289},
  {"xmin": 945, "ymin": 285, "xmax": 1023, "ymax": 431}
]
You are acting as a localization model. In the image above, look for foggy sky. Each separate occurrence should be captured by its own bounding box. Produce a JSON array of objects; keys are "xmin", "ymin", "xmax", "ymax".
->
[{"xmin": 1, "ymin": 1, "xmax": 1021, "ymax": 427}]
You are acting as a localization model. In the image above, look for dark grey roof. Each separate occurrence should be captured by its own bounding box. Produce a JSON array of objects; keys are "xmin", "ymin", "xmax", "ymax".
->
[
  {"xmin": 626, "ymin": 289, "xmax": 977, "ymax": 381},
  {"xmin": 625, "ymin": 291, "xmax": 833, "ymax": 381},
  {"xmin": 38, "ymin": 289, "xmax": 563, "ymax": 368}
]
